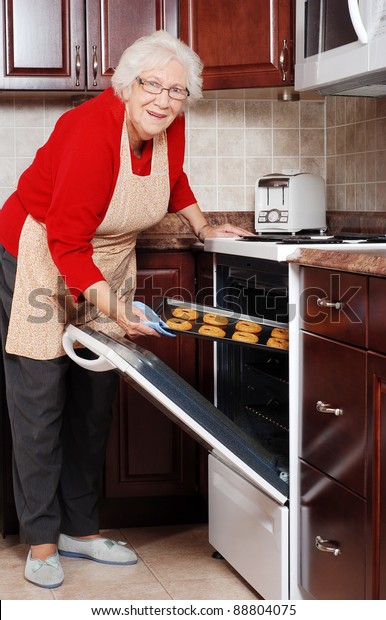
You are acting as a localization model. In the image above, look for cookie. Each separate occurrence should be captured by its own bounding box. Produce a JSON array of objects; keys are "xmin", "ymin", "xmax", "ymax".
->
[
  {"xmin": 266, "ymin": 337, "xmax": 289, "ymax": 350},
  {"xmin": 203, "ymin": 312, "xmax": 229, "ymax": 327},
  {"xmin": 172, "ymin": 307, "xmax": 199, "ymax": 321},
  {"xmin": 235, "ymin": 320, "xmax": 262, "ymax": 334},
  {"xmin": 232, "ymin": 331, "xmax": 259, "ymax": 344},
  {"xmin": 198, "ymin": 324, "xmax": 226, "ymax": 338},
  {"xmin": 166, "ymin": 317, "xmax": 192, "ymax": 331},
  {"xmin": 271, "ymin": 327, "xmax": 289, "ymax": 340}
]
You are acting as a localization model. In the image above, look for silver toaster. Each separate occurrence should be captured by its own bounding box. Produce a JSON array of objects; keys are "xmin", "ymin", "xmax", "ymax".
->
[{"xmin": 255, "ymin": 173, "xmax": 326, "ymax": 233}]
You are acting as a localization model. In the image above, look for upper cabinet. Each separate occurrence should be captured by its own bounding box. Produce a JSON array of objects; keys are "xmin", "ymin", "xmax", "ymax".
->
[
  {"xmin": 0, "ymin": 0, "xmax": 178, "ymax": 90},
  {"xmin": 179, "ymin": 0, "xmax": 294, "ymax": 90},
  {"xmin": 0, "ymin": 0, "xmax": 293, "ymax": 92},
  {"xmin": 85, "ymin": 0, "xmax": 178, "ymax": 91}
]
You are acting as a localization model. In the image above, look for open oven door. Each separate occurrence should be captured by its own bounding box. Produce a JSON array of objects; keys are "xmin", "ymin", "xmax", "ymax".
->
[{"xmin": 62, "ymin": 324, "xmax": 289, "ymax": 505}]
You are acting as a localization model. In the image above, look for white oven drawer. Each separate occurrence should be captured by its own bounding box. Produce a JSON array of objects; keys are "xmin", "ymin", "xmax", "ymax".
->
[{"xmin": 209, "ymin": 454, "xmax": 289, "ymax": 600}]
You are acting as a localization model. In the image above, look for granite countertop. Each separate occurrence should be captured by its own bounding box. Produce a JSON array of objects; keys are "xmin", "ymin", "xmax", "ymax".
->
[
  {"xmin": 136, "ymin": 211, "xmax": 254, "ymax": 250},
  {"xmin": 287, "ymin": 247, "xmax": 386, "ymax": 277}
]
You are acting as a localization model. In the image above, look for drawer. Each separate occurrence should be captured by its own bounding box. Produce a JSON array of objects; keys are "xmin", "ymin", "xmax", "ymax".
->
[
  {"xmin": 209, "ymin": 454, "xmax": 288, "ymax": 600},
  {"xmin": 299, "ymin": 461, "xmax": 366, "ymax": 600},
  {"xmin": 301, "ymin": 333, "xmax": 366, "ymax": 495},
  {"xmin": 300, "ymin": 267, "xmax": 367, "ymax": 347},
  {"xmin": 369, "ymin": 277, "xmax": 386, "ymax": 354}
]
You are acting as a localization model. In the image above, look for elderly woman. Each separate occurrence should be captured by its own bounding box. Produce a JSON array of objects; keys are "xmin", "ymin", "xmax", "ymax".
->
[{"xmin": 0, "ymin": 30, "xmax": 250, "ymax": 589}]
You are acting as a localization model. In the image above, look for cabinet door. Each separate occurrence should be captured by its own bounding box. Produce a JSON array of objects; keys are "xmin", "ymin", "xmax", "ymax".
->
[
  {"xmin": 299, "ymin": 461, "xmax": 366, "ymax": 600},
  {"xmin": 104, "ymin": 253, "xmax": 200, "ymax": 519},
  {"xmin": 301, "ymin": 332, "xmax": 366, "ymax": 496},
  {"xmin": 300, "ymin": 267, "xmax": 367, "ymax": 348},
  {"xmin": 0, "ymin": 0, "xmax": 86, "ymax": 90},
  {"xmin": 367, "ymin": 352, "xmax": 386, "ymax": 600},
  {"xmin": 368, "ymin": 277, "xmax": 386, "ymax": 355},
  {"xmin": 179, "ymin": 0, "xmax": 293, "ymax": 90},
  {"xmin": 85, "ymin": 0, "xmax": 179, "ymax": 91}
]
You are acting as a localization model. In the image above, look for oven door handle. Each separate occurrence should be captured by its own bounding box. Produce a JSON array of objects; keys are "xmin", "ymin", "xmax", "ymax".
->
[{"xmin": 62, "ymin": 324, "xmax": 127, "ymax": 372}]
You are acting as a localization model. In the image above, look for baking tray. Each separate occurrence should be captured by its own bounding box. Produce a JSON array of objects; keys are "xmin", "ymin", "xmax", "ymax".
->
[{"xmin": 156, "ymin": 298, "xmax": 289, "ymax": 352}]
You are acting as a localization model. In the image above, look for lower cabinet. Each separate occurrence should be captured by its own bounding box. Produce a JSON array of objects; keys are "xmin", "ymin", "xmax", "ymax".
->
[
  {"xmin": 299, "ymin": 461, "xmax": 366, "ymax": 600},
  {"xmin": 101, "ymin": 250, "xmax": 210, "ymax": 528},
  {"xmin": 299, "ymin": 267, "xmax": 386, "ymax": 599},
  {"xmin": 367, "ymin": 352, "xmax": 386, "ymax": 600}
]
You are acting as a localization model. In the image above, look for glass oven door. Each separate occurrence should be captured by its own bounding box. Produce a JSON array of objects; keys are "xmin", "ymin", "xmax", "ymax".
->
[{"xmin": 62, "ymin": 324, "xmax": 289, "ymax": 505}]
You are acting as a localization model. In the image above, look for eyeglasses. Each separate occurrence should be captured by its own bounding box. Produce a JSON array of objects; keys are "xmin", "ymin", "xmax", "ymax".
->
[{"xmin": 136, "ymin": 77, "xmax": 190, "ymax": 101}]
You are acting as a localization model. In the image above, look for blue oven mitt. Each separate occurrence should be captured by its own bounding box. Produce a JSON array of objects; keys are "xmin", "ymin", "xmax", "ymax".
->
[{"xmin": 132, "ymin": 301, "xmax": 175, "ymax": 337}]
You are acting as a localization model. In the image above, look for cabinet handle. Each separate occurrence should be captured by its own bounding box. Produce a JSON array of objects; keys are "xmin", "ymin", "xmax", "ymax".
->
[
  {"xmin": 92, "ymin": 45, "xmax": 98, "ymax": 86},
  {"xmin": 316, "ymin": 297, "xmax": 343, "ymax": 310},
  {"xmin": 315, "ymin": 535, "xmax": 342, "ymax": 557},
  {"xmin": 279, "ymin": 39, "xmax": 289, "ymax": 82},
  {"xmin": 316, "ymin": 400, "xmax": 343, "ymax": 416},
  {"xmin": 75, "ymin": 45, "xmax": 81, "ymax": 87}
]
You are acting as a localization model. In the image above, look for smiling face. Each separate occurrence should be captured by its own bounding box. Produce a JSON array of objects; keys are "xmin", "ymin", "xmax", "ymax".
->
[{"xmin": 122, "ymin": 58, "xmax": 187, "ymax": 145}]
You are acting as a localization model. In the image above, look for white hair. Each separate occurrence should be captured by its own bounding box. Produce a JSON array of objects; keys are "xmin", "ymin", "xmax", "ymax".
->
[{"xmin": 111, "ymin": 30, "xmax": 203, "ymax": 105}]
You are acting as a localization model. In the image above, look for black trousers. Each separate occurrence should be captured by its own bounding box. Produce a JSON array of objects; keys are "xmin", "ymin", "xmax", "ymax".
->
[{"xmin": 0, "ymin": 245, "xmax": 118, "ymax": 545}]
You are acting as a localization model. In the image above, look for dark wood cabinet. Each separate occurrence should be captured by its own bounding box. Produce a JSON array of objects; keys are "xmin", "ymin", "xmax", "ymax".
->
[
  {"xmin": 0, "ymin": 0, "xmax": 178, "ymax": 91},
  {"xmin": 85, "ymin": 0, "xmax": 178, "ymax": 91},
  {"xmin": 179, "ymin": 0, "xmax": 294, "ymax": 90},
  {"xmin": 299, "ymin": 461, "xmax": 366, "ymax": 600},
  {"xmin": 299, "ymin": 267, "xmax": 386, "ymax": 599},
  {"xmin": 0, "ymin": 0, "xmax": 293, "ymax": 92},
  {"xmin": 300, "ymin": 267, "xmax": 367, "ymax": 348},
  {"xmin": 0, "ymin": 0, "xmax": 85, "ymax": 90},
  {"xmin": 301, "ymin": 332, "xmax": 367, "ymax": 496},
  {"xmin": 367, "ymin": 350, "xmax": 386, "ymax": 598},
  {"xmin": 101, "ymin": 250, "xmax": 208, "ymax": 528}
]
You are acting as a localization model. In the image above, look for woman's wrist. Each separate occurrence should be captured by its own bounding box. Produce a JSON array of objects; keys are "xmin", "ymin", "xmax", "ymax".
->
[{"xmin": 196, "ymin": 223, "xmax": 210, "ymax": 243}]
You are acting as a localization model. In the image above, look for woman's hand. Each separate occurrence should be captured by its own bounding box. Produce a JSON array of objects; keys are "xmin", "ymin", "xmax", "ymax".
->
[
  {"xmin": 117, "ymin": 302, "xmax": 161, "ymax": 340},
  {"xmin": 197, "ymin": 222, "xmax": 255, "ymax": 242},
  {"xmin": 83, "ymin": 280, "xmax": 161, "ymax": 340},
  {"xmin": 176, "ymin": 203, "xmax": 255, "ymax": 243}
]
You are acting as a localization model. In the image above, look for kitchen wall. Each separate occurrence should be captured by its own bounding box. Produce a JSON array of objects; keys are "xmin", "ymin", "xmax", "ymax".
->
[
  {"xmin": 0, "ymin": 89, "xmax": 385, "ymax": 213},
  {"xmin": 326, "ymin": 96, "xmax": 386, "ymax": 212}
]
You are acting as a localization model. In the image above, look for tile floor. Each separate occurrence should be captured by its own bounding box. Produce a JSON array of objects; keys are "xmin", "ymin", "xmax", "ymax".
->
[{"xmin": 0, "ymin": 523, "xmax": 261, "ymax": 600}]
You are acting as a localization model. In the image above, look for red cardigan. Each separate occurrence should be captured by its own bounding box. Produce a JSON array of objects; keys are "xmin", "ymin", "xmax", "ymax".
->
[{"xmin": 0, "ymin": 88, "xmax": 196, "ymax": 297}]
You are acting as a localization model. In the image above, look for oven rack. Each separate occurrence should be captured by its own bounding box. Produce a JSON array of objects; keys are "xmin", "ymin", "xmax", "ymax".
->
[{"xmin": 245, "ymin": 404, "xmax": 289, "ymax": 432}]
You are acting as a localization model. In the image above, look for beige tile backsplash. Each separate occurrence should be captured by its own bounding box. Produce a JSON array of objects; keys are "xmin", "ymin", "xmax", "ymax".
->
[{"xmin": 0, "ymin": 90, "xmax": 385, "ymax": 212}]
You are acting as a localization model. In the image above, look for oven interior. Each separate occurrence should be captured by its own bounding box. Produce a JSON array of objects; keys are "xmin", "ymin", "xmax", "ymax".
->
[{"xmin": 215, "ymin": 254, "xmax": 290, "ymax": 484}]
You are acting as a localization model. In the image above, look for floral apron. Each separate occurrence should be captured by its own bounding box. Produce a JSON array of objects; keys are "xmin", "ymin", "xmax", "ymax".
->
[{"xmin": 6, "ymin": 122, "xmax": 170, "ymax": 360}]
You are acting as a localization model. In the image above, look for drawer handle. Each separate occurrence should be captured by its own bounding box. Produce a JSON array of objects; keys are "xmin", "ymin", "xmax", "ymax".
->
[
  {"xmin": 316, "ymin": 401, "xmax": 343, "ymax": 416},
  {"xmin": 315, "ymin": 535, "xmax": 342, "ymax": 557},
  {"xmin": 317, "ymin": 297, "xmax": 343, "ymax": 310}
]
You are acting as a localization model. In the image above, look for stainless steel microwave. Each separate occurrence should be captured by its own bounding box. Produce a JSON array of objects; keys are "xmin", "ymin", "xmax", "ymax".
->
[{"xmin": 295, "ymin": 0, "xmax": 386, "ymax": 96}]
